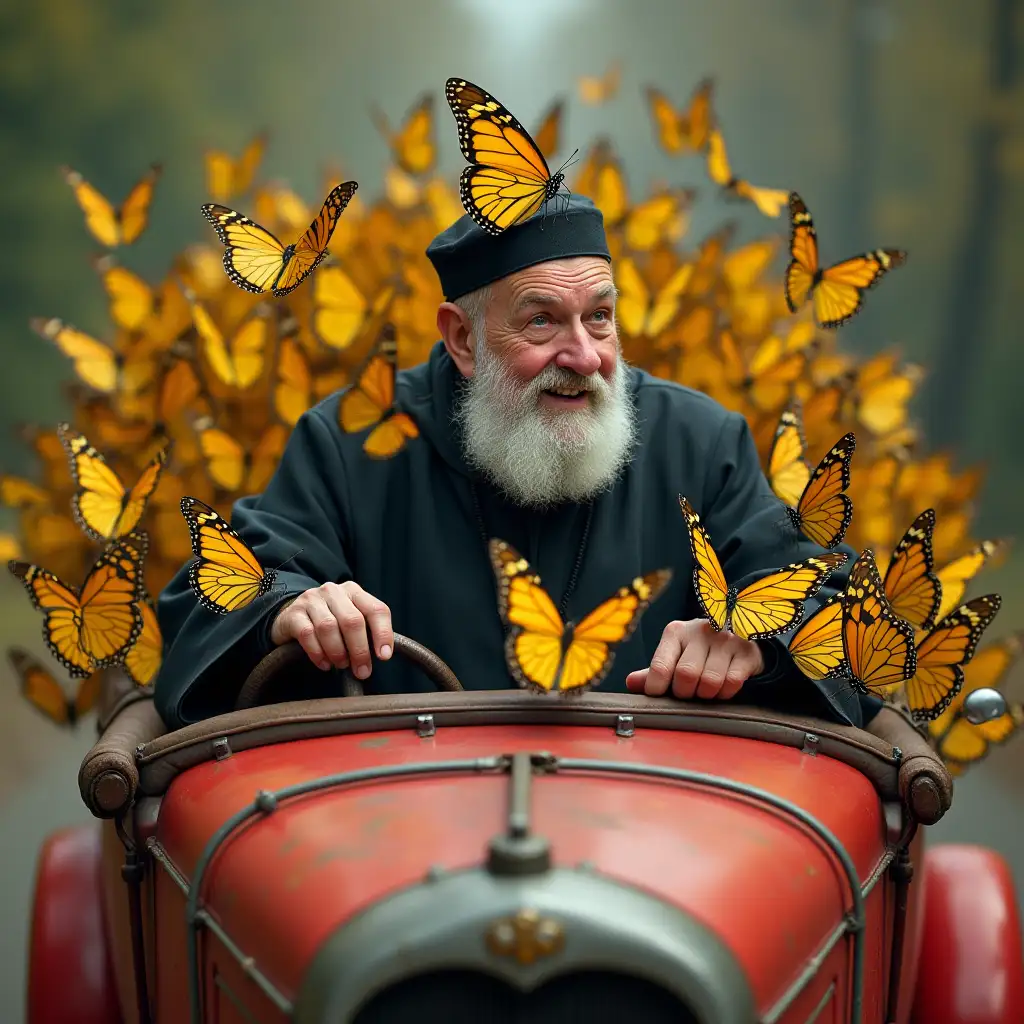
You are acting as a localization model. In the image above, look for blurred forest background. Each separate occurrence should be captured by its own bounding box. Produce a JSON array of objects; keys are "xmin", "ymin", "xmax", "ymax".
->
[{"xmin": 1, "ymin": 0, "xmax": 1023, "ymax": 1016}]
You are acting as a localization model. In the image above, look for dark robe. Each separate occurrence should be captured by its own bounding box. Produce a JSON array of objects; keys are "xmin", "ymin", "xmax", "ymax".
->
[{"xmin": 155, "ymin": 342, "xmax": 881, "ymax": 730}]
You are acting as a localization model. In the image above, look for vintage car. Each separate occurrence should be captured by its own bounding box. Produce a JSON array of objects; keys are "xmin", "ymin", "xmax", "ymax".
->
[{"xmin": 24, "ymin": 633, "xmax": 1024, "ymax": 1024}]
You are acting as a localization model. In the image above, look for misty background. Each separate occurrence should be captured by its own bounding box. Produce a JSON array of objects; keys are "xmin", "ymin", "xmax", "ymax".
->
[{"xmin": 1, "ymin": 0, "xmax": 1023, "ymax": 1017}]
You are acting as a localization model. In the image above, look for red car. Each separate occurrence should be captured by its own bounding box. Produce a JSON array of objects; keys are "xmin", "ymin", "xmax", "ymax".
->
[{"xmin": 26, "ymin": 635, "xmax": 1024, "ymax": 1023}]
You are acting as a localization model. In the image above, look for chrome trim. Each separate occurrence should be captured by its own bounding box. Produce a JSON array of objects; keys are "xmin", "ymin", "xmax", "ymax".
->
[
  {"xmin": 762, "ymin": 919, "xmax": 847, "ymax": 1024},
  {"xmin": 554, "ymin": 758, "xmax": 868, "ymax": 1024},
  {"xmin": 293, "ymin": 866, "xmax": 756, "ymax": 1023},
  {"xmin": 182, "ymin": 756, "xmax": 507, "ymax": 1024},
  {"xmin": 805, "ymin": 982, "xmax": 837, "ymax": 1023}
]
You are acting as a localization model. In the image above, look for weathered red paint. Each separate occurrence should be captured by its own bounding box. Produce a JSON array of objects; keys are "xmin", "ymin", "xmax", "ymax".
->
[
  {"xmin": 155, "ymin": 725, "xmax": 890, "ymax": 1017},
  {"xmin": 27, "ymin": 823, "xmax": 122, "ymax": 1024},
  {"xmin": 911, "ymin": 844, "xmax": 1024, "ymax": 1024}
]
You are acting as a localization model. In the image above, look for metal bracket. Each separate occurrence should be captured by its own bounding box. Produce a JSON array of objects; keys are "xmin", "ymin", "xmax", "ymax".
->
[
  {"xmin": 416, "ymin": 714, "xmax": 436, "ymax": 738},
  {"xmin": 615, "ymin": 714, "xmax": 635, "ymax": 737},
  {"xmin": 801, "ymin": 732, "xmax": 820, "ymax": 756},
  {"xmin": 212, "ymin": 736, "xmax": 232, "ymax": 761},
  {"xmin": 486, "ymin": 751, "xmax": 555, "ymax": 877}
]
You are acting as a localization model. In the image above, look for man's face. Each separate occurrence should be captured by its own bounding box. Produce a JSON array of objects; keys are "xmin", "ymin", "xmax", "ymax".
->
[{"xmin": 454, "ymin": 256, "xmax": 636, "ymax": 507}]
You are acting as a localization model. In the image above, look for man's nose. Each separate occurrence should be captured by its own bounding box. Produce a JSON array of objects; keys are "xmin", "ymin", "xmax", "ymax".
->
[{"xmin": 554, "ymin": 318, "xmax": 603, "ymax": 376}]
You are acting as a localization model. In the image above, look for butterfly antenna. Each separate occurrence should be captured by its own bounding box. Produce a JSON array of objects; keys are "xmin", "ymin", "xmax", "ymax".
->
[
  {"xmin": 558, "ymin": 148, "xmax": 581, "ymax": 174},
  {"xmin": 270, "ymin": 548, "xmax": 303, "ymax": 573}
]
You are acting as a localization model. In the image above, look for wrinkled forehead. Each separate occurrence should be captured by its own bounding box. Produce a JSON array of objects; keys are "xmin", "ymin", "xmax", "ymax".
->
[{"xmin": 496, "ymin": 257, "xmax": 617, "ymax": 313}]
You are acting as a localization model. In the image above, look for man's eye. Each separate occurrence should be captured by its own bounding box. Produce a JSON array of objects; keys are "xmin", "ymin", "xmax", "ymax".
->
[
  {"xmin": 530, "ymin": 314, "xmax": 549, "ymax": 326},
  {"xmin": 592, "ymin": 309, "xmax": 609, "ymax": 321}
]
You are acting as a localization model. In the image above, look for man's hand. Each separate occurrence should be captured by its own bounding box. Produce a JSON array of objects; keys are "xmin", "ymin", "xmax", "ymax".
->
[
  {"xmin": 625, "ymin": 619, "xmax": 764, "ymax": 700},
  {"xmin": 270, "ymin": 581, "xmax": 394, "ymax": 679}
]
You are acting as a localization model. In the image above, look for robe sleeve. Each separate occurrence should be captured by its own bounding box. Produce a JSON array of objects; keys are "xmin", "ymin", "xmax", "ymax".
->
[
  {"xmin": 696, "ymin": 411, "xmax": 883, "ymax": 728},
  {"xmin": 154, "ymin": 407, "xmax": 354, "ymax": 728}
]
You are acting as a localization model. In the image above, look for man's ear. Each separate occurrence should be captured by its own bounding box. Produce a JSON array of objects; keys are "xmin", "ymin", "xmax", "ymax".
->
[{"xmin": 437, "ymin": 302, "xmax": 476, "ymax": 377}]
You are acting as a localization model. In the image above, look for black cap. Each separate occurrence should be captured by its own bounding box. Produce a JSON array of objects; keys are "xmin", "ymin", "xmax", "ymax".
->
[{"xmin": 425, "ymin": 193, "xmax": 611, "ymax": 301}]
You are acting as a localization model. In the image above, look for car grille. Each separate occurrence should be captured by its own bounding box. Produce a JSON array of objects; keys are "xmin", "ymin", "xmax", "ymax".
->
[{"xmin": 351, "ymin": 969, "xmax": 698, "ymax": 1023}]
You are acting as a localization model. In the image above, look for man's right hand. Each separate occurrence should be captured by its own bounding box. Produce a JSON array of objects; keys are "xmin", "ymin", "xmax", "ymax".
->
[{"xmin": 270, "ymin": 581, "xmax": 394, "ymax": 680}]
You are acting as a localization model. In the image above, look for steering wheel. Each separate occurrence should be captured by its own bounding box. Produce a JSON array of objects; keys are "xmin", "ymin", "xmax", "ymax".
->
[{"xmin": 235, "ymin": 634, "xmax": 464, "ymax": 711}]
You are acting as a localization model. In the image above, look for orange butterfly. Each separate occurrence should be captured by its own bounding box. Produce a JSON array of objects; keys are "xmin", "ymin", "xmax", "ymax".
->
[
  {"xmin": 882, "ymin": 510, "xmax": 942, "ymax": 631},
  {"xmin": 7, "ymin": 647, "xmax": 100, "ymax": 727},
  {"xmin": 338, "ymin": 326, "xmax": 419, "ymax": 459},
  {"xmin": 645, "ymin": 80, "xmax": 714, "ymax": 154}
]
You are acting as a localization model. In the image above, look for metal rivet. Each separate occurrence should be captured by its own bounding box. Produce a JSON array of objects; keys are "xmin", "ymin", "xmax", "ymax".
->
[
  {"xmin": 802, "ymin": 732, "xmax": 820, "ymax": 756},
  {"xmin": 212, "ymin": 737, "xmax": 231, "ymax": 760},
  {"xmin": 615, "ymin": 714, "xmax": 635, "ymax": 738},
  {"xmin": 254, "ymin": 790, "xmax": 277, "ymax": 813},
  {"xmin": 416, "ymin": 714, "xmax": 436, "ymax": 738},
  {"xmin": 892, "ymin": 745, "xmax": 902, "ymax": 763}
]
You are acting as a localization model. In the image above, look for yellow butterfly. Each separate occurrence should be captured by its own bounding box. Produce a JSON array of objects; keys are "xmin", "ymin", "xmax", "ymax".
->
[
  {"xmin": 205, "ymin": 132, "xmax": 267, "ymax": 203},
  {"xmin": 187, "ymin": 293, "xmax": 268, "ymax": 389},
  {"xmin": 62, "ymin": 163, "xmax": 161, "ymax": 247},
  {"xmin": 194, "ymin": 419, "xmax": 288, "ymax": 494},
  {"xmin": 9, "ymin": 533, "xmax": 147, "ymax": 677},
  {"xmin": 338, "ymin": 326, "xmax": 419, "ymax": 459},
  {"xmin": 578, "ymin": 61, "xmax": 622, "ymax": 105},
  {"xmin": 313, "ymin": 266, "xmax": 395, "ymax": 351},
  {"xmin": 92, "ymin": 257, "xmax": 158, "ymax": 332},
  {"xmin": 881, "ymin": 509, "xmax": 942, "ymax": 631},
  {"xmin": 490, "ymin": 538, "xmax": 671, "ymax": 693},
  {"xmin": 532, "ymin": 100, "xmax": 565, "ymax": 160},
  {"xmin": 30, "ymin": 317, "xmax": 120, "ymax": 393},
  {"xmin": 902, "ymin": 594, "xmax": 1000, "ymax": 722},
  {"xmin": 706, "ymin": 128, "xmax": 789, "ymax": 217},
  {"xmin": 446, "ymin": 78, "xmax": 569, "ymax": 235},
  {"xmin": 202, "ymin": 180, "xmax": 359, "ymax": 296},
  {"xmin": 180, "ymin": 497, "xmax": 276, "ymax": 614},
  {"xmin": 840, "ymin": 549, "xmax": 917, "ymax": 698},
  {"xmin": 785, "ymin": 192, "xmax": 907, "ymax": 329},
  {"xmin": 645, "ymin": 80, "xmax": 714, "ymax": 155},
  {"xmin": 679, "ymin": 495, "xmax": 847, "ymax": 641},
  {"xmin": 274, "ymin": 337, "xmax": 339, "ymax": 426},
  {"xmin": 769, "ymin": 422, "xmax": 856, "ymax": 550},
  {"xmin": 0, "ymin": 475, "xmax": 49, "ymax": 509},
  {"xmin": 371, "ymin": 94, "xmax": 436, "ymax": 176},
  {"xmin": 614, "ymin": 258, "xmax": 694, "ymax": 337},
  {"xmin": 58, "ymin": 423, "xmax": 169, "ymax": 544},
  {"xmin": 124, "ymin": 597, "xmax": 162, "ymax": 687},
  {"xmin": 7, "ymin": 647, "xmax": 100, "ymax": 727}
]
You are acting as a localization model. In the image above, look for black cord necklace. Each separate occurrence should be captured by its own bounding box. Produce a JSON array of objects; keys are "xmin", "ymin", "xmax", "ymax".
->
[{"xmin": 470, "ymin": 480, "xmax": 594, "ymax": 619}]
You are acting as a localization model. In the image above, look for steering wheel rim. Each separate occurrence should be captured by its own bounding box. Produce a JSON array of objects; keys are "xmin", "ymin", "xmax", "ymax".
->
[{"xmin": 235, "ymin": 634, "xmax": 464, "ymax": 710}]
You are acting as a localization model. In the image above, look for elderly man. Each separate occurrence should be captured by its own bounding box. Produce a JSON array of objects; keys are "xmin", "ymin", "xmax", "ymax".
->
[{"xmin": 154, "ymin": 194, "xmax": 881, "ymax": 730}]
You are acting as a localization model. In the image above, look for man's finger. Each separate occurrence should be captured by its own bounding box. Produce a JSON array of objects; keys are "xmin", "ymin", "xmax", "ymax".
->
[
  {"xmin": 696, "ymin": 643, "xmax": 732, "ymax": 699},
  {"xmin": 292, "ymin": 607, "xmax": 332, "ymax": 671},
  {"xmin": 643, "ymin": 629, "xmax": 685, "ymax": 697},
  {"xmin": 721, "ymin": 643, "xmax": 762, "ymax": 699},
  {"xmin": 310, "ymin": 593, "xmax": 350, "ymax": 670},
  {"xmin": 325, "ymin": 588, "xmax": 370, "ymax": 678},
  {"xmin": 350, "ymin": 587, "xmax": 394, "ymax": 661},
  {"xmin": 671, "ymin": 635, "xmax": 709, "ymax": 699},
  {"xmin": 625, "ymin": 668, "xmax": 648, "ymax": 692}
]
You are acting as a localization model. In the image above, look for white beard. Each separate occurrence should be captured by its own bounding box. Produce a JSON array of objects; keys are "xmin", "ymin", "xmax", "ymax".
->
[{"xmin": 453, "ymin": 334, "xmax": 637, "ymax": 508}]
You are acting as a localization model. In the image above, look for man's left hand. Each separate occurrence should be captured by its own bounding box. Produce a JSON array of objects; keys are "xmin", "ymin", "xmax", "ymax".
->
[{"xmin": 625, "ymin": 619, "xmax": 764, "ymax": 700}]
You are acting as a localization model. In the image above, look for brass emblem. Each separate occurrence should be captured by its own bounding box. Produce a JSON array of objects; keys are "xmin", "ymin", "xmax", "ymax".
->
[{"xmin": 485, "ymin": 907, "xmax": 564, "ymax": 965}]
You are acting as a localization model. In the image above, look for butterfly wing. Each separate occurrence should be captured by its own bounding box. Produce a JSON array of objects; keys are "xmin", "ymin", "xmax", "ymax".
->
[
  {"xmin": 196, "ymin": 424, "xmax": 246, "ymax": 491},
  {"xmin": 273, "ymin": 181, "xmax": 359, "ymax": 296},
  {"xmin": 8, "ymin": 562, "xmax": 92, "ymax": 677},
  {"xmin": 793, "ymin": 432, "xmax": 856, "ymax": 549},
  {"xmin": 937, "ymin": 706, "xmax": 1024, "ymax": 771},
  {"xmin": 883, "ymin": 509, "xmax": 942, "ymax": 630},
  {"xmin": 786, "ymin": 594, "xmax": 846, "ymax": 680},
  {"xmin": 489, "ymin": 539, "xmax": 566, "ymax": 692},
  {"xmin": 935, "ymin": 540, "xmax": 1004, "ymax": 622},
  {"xmin": 532, "ymin": 100, "xmax": 564, "ymax": 159},
  {"xmin": 118, "ymin": 444, "xmax": 169, "ymax": 538},
  {"xmin": 564, "ymin": 570, "xmax": 673, "ymax": 693},
  {"xmin": 815, "ymin": 249, "xmax": 907, "ymax": 329},
  {"xmin": 201, "ymin": 203, "xmax": 287, "ymax": 294},
  {"xmin": 117, "ymin": 164, "xmax": 162, "ymax": 244},
  {"xmin": 62, "ymin": 167, "xmax": 120, "ymax": 247},
  {"xmin": 364, "ymin": 413, "xmax": 419, "ymax": 460},
  {"xmin": 181, "ymin": 497, "xmax": 275, "ymax": 613},
  {"xmin": 77, "ymin": 534, "xmax": 147, "ymax": 667},
  {"xmin": 389, "ymin": 95, "xmax": 436, "ymax": 175},
  {"xmin": 767, "ymin": 403, "xmax": 812, "ymax": 508},
  {"xmin": 7, "ymin": 647, "xmax": 74, "ymax": 725},
  {"xmin": 124, "ymin": 598, "xmax": 162, "ymax": 687},
  {"xmin": 706, "ymin": 129, "xmax": 733, "ymax": 187},
  {"xmin": 784, "ymin": 192, "xmax": 820, "ymax": 313},
  {"xmin": 31, "ymin": 318, "xmax": 118, "ymax": 393},
  {"xmin": 274, "ymin": 337, "xmax": 314, "ymax": 426},
  {"xmin": 678, "ymin": 496, "xmax": 730, "ymax": 631},
  {"xmin": 731, "ymin": 554, "xmax": 848, "ymax": 642},
  {"xmin": 841, "ymin": 549, "xmax": 917, "ymax": 696},
  {"xmin": 733, "ymin": 181, "xmax": 790, "ymax": 218},
  {"xmin": 904, "ymin": 594, "xmax": 1000, "ymax": 722}
]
